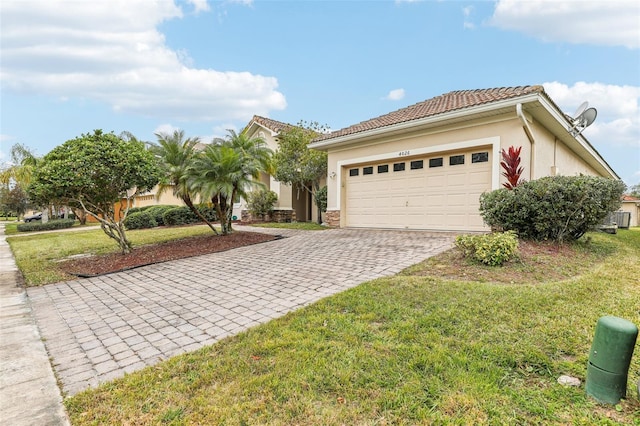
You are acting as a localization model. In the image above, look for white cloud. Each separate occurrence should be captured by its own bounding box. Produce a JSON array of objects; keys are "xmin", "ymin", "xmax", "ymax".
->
[
  {"xmin": 186, "ymin": 0, "xmax": 210, "ymax": 13},
  {"xmin": 211, "ymin": 124, "xmax": 239, "ymax": 141},
  {"xmin": 462, "ymin": 6, "xmax": 475, "ymax": 30},
  {"xmin": 543, "ymin": 81, "xmax": 640, "ymax": 147},
  {"xmin": 0, "ymin": 0, "xmax": 286, "ymax": 122},
  {"xmin": 384, "ymin": 88, "xmax": 406, "ymax": 101},
  {"xmin": 490, "ymin": 0, "xmax": 640, "ymax": 49}
]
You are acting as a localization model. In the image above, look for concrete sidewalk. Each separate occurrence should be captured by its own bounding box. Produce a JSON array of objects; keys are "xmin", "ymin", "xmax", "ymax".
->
[{"xmin": 0, "ymin": 223, "xmax": 69, "ymax": 425}]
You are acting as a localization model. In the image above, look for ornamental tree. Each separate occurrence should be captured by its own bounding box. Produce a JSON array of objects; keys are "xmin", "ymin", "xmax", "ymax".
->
[
  {"xmin": 189, "ymin": 130, "xmax": 272, "ymax": 235},
  {"xmin": 272, "ymin": 121, "xmax": 328, "ymax": 224},
  {"xmin": 29, "ymin": 130, "xmax": 161, "ymax": 253},
  {"xmin": 151, "ymin": 129, "xmax": 219, "ymax": 235}
]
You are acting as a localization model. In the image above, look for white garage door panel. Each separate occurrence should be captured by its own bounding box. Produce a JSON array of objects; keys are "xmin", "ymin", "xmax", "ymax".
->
[{"xmin": 345, "ymin": 149, "xmax": 492, "ymax": 231}]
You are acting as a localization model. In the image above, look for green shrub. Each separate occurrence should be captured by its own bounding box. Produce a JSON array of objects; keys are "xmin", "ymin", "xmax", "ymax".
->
[
  {"xmin": 123, "ymin": 211, "xmax": 157, "ymax": 230},
  {"xmin": 161, "ymin": 205, "xmax": 218, "ymax": 226},
  {"xmin": 246, "ymin": 189, "xmax": 278, "ymax": 219},
  {"xmin": 455, "ymin": 231, "xmax": 519, "ymax": 266},
  {"xmin": 161, "ymin": 206, "xmax": 198, "ymax": 226},
  {"xmin": 145, "ymin": 205, "xmax": 174, "ymax": 226},
  {"xmin": 17, "ymin": 219, "xmax": 76, "ymax": 233},
  {"xmin": 196, "ymin": 205, "xmax": 218, "ymax": 222},
  {"xmin": 480, "ymin": 175, "xmax": 625, "ymax": 242},
  {"xmin": 127, "ymin": 207, "xmax": 144, "ymax": 215}
]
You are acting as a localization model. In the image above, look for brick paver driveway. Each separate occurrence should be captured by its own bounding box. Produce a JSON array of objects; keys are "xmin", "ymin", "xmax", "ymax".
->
[{"xmin": 27, "ymin": 227, "xmax": 453, "ymax": 395}]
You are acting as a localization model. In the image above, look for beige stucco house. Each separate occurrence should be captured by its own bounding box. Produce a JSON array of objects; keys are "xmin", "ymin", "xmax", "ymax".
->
[
  {"xmin": 309, "ymin": 85, "xmax": 619, "ymax": 232},
  {"xmin": 124, "ymin": 118, "xmax": 322, "ymax": 223},
  {"xmin": 242, "ymin": 115, "xmax": 322, "ymax": 223}
]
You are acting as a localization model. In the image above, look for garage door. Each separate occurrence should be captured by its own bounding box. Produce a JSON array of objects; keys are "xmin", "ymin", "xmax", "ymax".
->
[{"xmin": 345, "ymin": 149, "xmax": 492, "ymax": 231}]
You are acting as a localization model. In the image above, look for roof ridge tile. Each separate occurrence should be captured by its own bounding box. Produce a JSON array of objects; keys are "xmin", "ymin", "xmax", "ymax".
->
[{"xmin": 313, "ymin": 85, "xmax": 545, "ymax": 142}]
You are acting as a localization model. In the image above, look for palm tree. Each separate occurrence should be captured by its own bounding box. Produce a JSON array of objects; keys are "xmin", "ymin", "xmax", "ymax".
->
[
  {"xmin": 152, "ymin": 130, "xmax": 219, "ymax": 235},
  {"xmin": 190, "ymin": 130, "xmax": 272, "ymax": 235},
  {"xmin": 0, "ymin": 143, "xmax": 39, "ymax": 187}
]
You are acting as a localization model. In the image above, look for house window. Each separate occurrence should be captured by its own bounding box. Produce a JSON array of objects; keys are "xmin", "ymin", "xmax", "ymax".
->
[
  {"xmin": 410, "ymin": 160, "xmax": 424, "ymax": 170},
  {"xmin": 449, "ymin": 155, "xmax": 465, "ymax": 166},
  {"xmin": 429, "ymin": 158, "xmax": 443, "ymax": 168},
  {"xmin": 393, "ymin": 162, "xmax": 405, "ymax": 172},
  {"xmin": 349, "ymin": 168, "xmax": 359, "ymax": 177},
  {"xmin": 363, "ymin": 166, "xmax": 374, "ymax": 175},
  {"xmin": 472, "ymin": 152, "xmax": 489, "ymax": 163},
  {"xmin": 378, "ymin": 164, "xmax": 389, "ymax": 173}
]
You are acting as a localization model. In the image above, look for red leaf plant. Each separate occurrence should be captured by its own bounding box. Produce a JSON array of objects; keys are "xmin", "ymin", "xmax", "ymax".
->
[{"xmin": 501, "ymin": 146, "xmax": 525, "ymax": 190}]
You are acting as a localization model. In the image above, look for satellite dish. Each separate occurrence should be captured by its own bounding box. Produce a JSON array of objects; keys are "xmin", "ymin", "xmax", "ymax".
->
[
  {"xmin": 572, "ymin": 101, "xmax": 588, "ymax": 119},
  {"xmin": 581, "ymin": 107, "xmax": 597, "ymax": 127},
  {"xmin": 569, "ymin": 105, "xmax": 597, "ymax": 137}
]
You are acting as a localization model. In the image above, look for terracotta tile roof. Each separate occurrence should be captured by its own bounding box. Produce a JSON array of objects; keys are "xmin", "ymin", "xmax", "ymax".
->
[
  {"xmin": 622, "ymin": 195, "xmax": 640, "ymax": 201},
  {"xmin": 245, "ymin": 115, "xmax": 293, "ymax": 134},
  {"xmin": 313, "ymin": 85, "xmax": 545, "ymax": 142}
]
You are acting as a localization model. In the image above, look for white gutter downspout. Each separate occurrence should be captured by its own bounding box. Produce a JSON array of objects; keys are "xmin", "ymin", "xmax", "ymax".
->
[{"xmin": 516, "ymin": 103, "xmax": 535, "ymax": 180}]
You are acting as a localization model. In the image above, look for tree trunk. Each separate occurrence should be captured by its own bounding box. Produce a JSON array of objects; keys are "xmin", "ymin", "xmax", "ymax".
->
[
  {"xmin": 313, "ymin": 182, "xmax": 322, "ymax": 225},
  {"xmin": 79, "ymin": 200, "xmax": 132, "ymax": 254},
  {"xmin": 182, "ymin": 195, "xmax": 219, "ymax": 235},
  {"xmin": 226, "ymin": 189, "xmax": 237, "ymax": 234},
  {"xmin": 72, "ymin": 207, "xmax": 87, "ymax": 225},
  {"xmin": 212, "ymin": 195, "xmax": 229, "ymax": 235},
  {"xmin": 98, "ymin": 218, "xmax": 132, "ymax": 254}
]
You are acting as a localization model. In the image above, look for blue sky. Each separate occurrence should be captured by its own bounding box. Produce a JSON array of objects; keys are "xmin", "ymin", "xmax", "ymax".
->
[{"xmin": 1, "ymin": 0, "xmax": 639, "ymax": 186}]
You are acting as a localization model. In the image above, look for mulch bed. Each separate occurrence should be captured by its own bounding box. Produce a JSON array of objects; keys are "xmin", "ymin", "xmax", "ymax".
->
[{"xmin": 60, "ymin": 231, "xmax": 277, "ymax": 277}]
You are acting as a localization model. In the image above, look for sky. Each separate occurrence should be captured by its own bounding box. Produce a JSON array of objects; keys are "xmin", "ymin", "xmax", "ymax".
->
[{"xmin": 1, "ymin": 0, "xmax": 639, "ymax": 186}]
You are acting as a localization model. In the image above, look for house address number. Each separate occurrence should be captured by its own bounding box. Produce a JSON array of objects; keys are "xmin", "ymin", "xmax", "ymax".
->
[{"xmin": 398, "ymin": 150, "xmax": 411, "ymax": 157}]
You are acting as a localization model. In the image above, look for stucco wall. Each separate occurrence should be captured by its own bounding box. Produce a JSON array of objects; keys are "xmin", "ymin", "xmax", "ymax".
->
[
  {"xmin": 530, "ymin": 120, "xmax": 599, "ymax": 178},
  {"xmin": 620, "ymin": 202, "xmax": 640, "ymax": 227},
  {"xmin": 325, "ymin": 116, "xmax": 529, "ymax": 210}
]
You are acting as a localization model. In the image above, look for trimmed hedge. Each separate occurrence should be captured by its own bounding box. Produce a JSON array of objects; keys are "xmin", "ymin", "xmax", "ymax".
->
[
  {"xmin": 145, "ymin": 205, "xmax": 174, "ymax": 226},
  {"xmin": 162, "ymin": 206, "xmax": 200, "ymax": 226},
  {"xmin": 479, "ymin": 175, "xmax": 625, "ymax": 242},
  {"xmin": 123, "ymin": 211, "xmax": 157, "ymax": 230},
  {"xmin": 17, "ymin": 219, "xmax": 76, "ymax": 233},
  {"xmin": 162, "ymin": 205, "xmax": 218, "ymax": 226}
]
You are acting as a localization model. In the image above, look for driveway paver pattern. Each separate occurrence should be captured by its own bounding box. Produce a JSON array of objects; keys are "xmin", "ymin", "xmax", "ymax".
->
[{"xmin": 27, "ymin": 227, "xmax": 453, "ymax": 396}]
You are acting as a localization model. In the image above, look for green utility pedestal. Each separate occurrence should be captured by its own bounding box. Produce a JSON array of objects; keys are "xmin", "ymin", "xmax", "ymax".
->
[{"xmin": 586, "ymin": 316, "xmax": 638, "ymax": 404}]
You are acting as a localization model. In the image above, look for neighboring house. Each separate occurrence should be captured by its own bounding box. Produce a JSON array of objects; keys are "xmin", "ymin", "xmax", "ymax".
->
[
  {"xmin": 107, "ymin": 119, "xmax": 324, "ymax": 224},
  {"xmin": 619, "ymin": 195, "xmax": 640, "ymax": 227},
  {"xmin": 242, "ymin": 115, "xmax": 323, "ymax": 223},
  {"xmin": 309, "ymin": 85, "xmax": 619, "ymax": 232}
]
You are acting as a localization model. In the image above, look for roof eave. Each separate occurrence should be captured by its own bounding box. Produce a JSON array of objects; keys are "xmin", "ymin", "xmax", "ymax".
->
[
  {"xmin": 309, "ymin": 93, "xmax": 542, "ymax": 150},
  {"xmin": 244, "ymin": 120, "xmax": 280, "ymax": 138}
]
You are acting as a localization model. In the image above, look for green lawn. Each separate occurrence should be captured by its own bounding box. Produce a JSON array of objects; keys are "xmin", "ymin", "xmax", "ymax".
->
[
  {"xmin": 65, "ymin": 229, "xmax": 640, "ymax": 425},
  {"xmin": 6, "ymin": 224, "xmax": 218, "ymax": 286}
]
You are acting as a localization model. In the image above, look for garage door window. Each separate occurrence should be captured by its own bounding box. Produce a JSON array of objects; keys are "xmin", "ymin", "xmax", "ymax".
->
[
  {"xmin": 449, "ymin": 154, "xmax": 465, "ymax": 166},
  {"xmin": 393, "ymin": 162, "xmax": 406, "ymax": 172},
  {"xmin": 349, "ymin": 168, "xmax": 359, "ymax": 176},
  {"xmin": 363, "ymin": 166, "xmax": 374, "ymax": 175},
  {"xmin": 429, "ymin": 157, "xmax": 443, "ymax": 168},
  {"xmin": 410, "ymin": 160, "xmax": 424, "ymax": 170},
  {"xmin": 472, "ymin": 152, "xmax": 489, "ymax": 163},
  {"xmin": 378, "ymin": 164, "xmax": 389, "ymax": 173}
]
